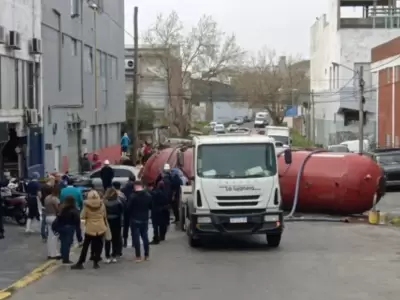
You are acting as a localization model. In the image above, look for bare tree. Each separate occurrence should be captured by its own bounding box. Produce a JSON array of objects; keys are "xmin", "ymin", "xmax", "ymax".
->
[
  {"xmin": 143, "ymin": 11, "xmax": 244, "ymax": 137},
  {"xmin": 233, "ymin": 48, "xmax": 308, "ymax": 125}
]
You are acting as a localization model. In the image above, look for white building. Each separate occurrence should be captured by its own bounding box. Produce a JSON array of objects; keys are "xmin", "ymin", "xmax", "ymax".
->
[
  {"xmin": 0, "ymin": 0, "xmax": 42, "ymax": 136},
  {"xmin": 310, "ymin": 0, "xmax": 400, "ymax": 146}
]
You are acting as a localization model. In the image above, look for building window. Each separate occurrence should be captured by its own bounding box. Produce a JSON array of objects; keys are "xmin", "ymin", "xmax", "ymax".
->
[
  {"xmin": 21, "ymin": 61, "xmax": 25, "ymax": 108},
  {"xmin": 99, "ymin": 125, "xmax": 103, "ymax": 149},
  {"xmin": 71, "ymin": 38, "xmax": 78, "ymax": 56},
  {"xmin": 97, "ymin": 50, "xmax": 102, "ymax": 77},
  {"xmin": 14, "ymin": 59, "xmax": 19, "ymax": 109},
  {"xmin": 91, "ymin": 125, "xmax": 97, "ymax": 151},
  {"xmin": 0, "ymin": 57, "xmax": 2, "ymax": 109},
  {"xmin": 111, "ymin": 56, "xmax": 118, "ymax": 79},
  {"xmin": 101, "ymin": 52, "xmax": 106, "ymax": 77},
  {"xmin": 70, "ymin": 0, "xmax": 80, "ymax": 17},
  {"xmin": 35, "ymin": 62, "xmax": 40, "ymax": 109},
  {"xmin": 329, "ymin": 66, "xmax": 332, "ymax": 90},
  {"xmin": 395, "ymin": 66, "xmax": 400, "ymax": 82},
  {"xmin": 27, "ymin": 62, "xmax": 34, "ymax": 109},
  {"xmin": 84, "ymin": 45, "xmax": 93, "ymax": 73},
  {"xmin": 104, "ymin": 124, "xmax": 108, "ymax": 147},
  {"xmin": 54, "ymin": 10, "xmax": 62, "ymax": 91},
  {"xmin": 47, "ymin": 106, "xmax": 52, "ymax": 124},
  {"xmin": 387, "ymin": 68, "xmax": 391, "ymax": 83}
]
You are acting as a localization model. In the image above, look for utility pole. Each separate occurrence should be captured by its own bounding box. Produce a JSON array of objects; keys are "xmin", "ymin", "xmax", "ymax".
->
[
  {"xmin": 358, "ymin": 66, "xmax": 365, "ymax": 153},
  {"xmin": 92, "ymin": 3, "xmax": 99, "ymax": 129},
  {"xmin": 131, "ymin": 6, "xmax": 139, "ymax": 162},
  {"xmin": 311, "ymin": 90, "xmax": 315, "ymax": 143}
]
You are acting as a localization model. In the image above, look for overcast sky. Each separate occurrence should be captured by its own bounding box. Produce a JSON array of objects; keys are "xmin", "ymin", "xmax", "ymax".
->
[{"xmin": 123, "ymin": 0, "xmax": 331, "ymax": 58}]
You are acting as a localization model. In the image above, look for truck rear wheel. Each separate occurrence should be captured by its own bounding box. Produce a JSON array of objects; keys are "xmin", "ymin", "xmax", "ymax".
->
[{"xmin": 266, "ymin": 233, "xmax": 281, "ymax": 247}]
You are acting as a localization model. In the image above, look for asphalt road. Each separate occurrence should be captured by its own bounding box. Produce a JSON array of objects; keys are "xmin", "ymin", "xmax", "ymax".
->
[
  {"xmin": 0, "ymin": 222, "xmax": 47, "ymax": 290},
  {"xmin": 7, "ymin": 218, "xmax": 400, "ymax": 300}
]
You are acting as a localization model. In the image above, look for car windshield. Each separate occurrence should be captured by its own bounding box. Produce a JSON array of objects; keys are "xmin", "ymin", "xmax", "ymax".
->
[
  {"xmin": 255, "ymin": 117, "xmax": 264, "ymax": 122},
  {"xmin": 268, "ymin": 135, "xmax": 289, "ymax": 145},
  {"xmin": 376, "ymin": 153, "xmax": 400, "ymax": 165},
  {"xmin": 197, "ymin": 143, "xmax": 276, "ymax": 178}
]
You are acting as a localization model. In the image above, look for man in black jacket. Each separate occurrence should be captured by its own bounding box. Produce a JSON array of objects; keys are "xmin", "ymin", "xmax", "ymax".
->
[
  {"xmin": 127, "ymin": 186, "xmax": 152, "ymax": 262},
  {"xmin": 150, "ymin": 181, "xmax": 169, "ymax": 244},
  {"xmin": 100, "ymin": 160, "xmax": 114, "ymax": 191}
]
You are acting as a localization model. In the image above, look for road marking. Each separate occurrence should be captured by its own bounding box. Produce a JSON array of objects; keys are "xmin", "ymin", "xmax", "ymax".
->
[{"xmin": 0, "ymin": 242, "xmax": 81, "ymax": 300}]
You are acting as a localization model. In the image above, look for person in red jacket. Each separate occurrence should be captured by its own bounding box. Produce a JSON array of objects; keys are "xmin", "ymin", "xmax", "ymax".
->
[{"xmin": 91, "ymin": 154, "xmax": 102, "ymax": 170}]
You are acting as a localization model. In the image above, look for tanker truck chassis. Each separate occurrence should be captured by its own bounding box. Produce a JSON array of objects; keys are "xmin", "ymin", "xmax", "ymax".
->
[{"xmin": 177, "ymin": 134, "xmax": 292, "ymax": 248}]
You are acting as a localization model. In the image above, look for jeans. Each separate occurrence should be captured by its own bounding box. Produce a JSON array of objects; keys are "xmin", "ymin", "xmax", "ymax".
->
[
  {"xmin": 130, "ymin": 220, "xmax": 149, "ymax": 258},
  {"xmin": 105, "ymin": 218, "xmax": 122, "ymax": 258},
  {"xmin": 59, "ymin": 225, "xmax": 75, "ymax": 263},
  {"xmin": 41, "ymin": 211, "xmax": 48, "ymax": 240}
]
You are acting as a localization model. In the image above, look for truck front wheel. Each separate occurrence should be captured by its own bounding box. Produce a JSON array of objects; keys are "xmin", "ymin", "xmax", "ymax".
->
[
  {"xmin": 266, "ymin": 233, "xmax": 282, "ymax": 247},
  {"xmin": 186, "ymin": 217, "xmax": 201, "ymax": 248}
]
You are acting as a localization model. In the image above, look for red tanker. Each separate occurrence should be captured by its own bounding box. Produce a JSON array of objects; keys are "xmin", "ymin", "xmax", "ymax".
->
[
  {"xmin": 277, "ymin": 151, "xmax": 383, "ymax": 215},
  {"xmin": 142, "ymin": 147, "xmax": 383, "ymax": 215}
]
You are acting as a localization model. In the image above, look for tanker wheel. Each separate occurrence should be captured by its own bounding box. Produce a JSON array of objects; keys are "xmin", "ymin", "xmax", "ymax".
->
[
  {"xmin": 179, "ymin": 206, "xmax": 185, "ymax": 232},
  {"xmin": 266, "ymin": 233, "xmax": 281, "ymax": 248},
  {"xmin": 186, "ymin": 217, "xmax": 201, "ymax": 248}
]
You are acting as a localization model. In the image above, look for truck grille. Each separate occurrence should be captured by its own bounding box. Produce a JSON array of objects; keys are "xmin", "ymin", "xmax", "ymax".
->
[{"xmin": 215, "ymin": 195, "xmax": 260, "ymax": 207}]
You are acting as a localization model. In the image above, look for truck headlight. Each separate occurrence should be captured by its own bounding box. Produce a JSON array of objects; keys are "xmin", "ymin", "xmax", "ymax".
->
[
  {"xmin": 264, "ymin": 215, "xmax": 279, "ymax": 222},
  {"xmin": 197, "ymin": 217, "xmax": 212, "ymax": 224}
]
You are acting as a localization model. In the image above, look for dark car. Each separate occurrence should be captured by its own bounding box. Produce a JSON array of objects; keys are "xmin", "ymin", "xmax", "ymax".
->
[{"xmin": 373, "ymin": 148, "xmax": 400, "ymax": 188}]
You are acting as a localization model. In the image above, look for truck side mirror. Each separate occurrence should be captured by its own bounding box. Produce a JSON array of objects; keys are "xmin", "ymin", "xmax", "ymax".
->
[
  {"xmin": 284, "ymin": 149, "xmax": 292, "ymax": 164},
  {"xmin": 177, "ymin": 151, "xmax": 184, "ymax": 167}
]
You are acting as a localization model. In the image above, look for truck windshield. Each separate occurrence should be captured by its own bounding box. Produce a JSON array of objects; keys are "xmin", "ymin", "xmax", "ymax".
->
[
  {"xmin": 197, "ymin": 143, "xmax": 277, "ymax": 178},
  {"xmin": 268, "ymin": 135, "xmax": 289, "ymax": 145}
]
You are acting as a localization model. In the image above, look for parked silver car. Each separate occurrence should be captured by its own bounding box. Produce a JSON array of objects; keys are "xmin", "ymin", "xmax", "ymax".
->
[{"xmin": 74, "ymin": 165, "xmax": 140, "ymax": 190}]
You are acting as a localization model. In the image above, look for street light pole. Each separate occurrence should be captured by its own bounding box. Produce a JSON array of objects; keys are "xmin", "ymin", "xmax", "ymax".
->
[{"xmin": 93, "ymin": 5, "xmax": 98, "ymax": 126}]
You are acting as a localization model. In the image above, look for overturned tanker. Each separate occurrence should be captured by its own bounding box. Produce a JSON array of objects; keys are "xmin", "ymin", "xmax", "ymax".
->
[
  {"xmin": 277, "ymin": 151, "xmax": 385, "ymax": 215},
  {"xmin": 142, "ymin": 147, "xmax": 385, "ymax": 215}
]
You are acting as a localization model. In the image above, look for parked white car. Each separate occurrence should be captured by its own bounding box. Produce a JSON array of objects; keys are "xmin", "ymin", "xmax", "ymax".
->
[
  {"xmin": 213, "ymin": 123, "xmax": 225, "ymax": 133},
  {"xmin": 227, "ymin": 123, "xmax": 239, "ymax": 132}
]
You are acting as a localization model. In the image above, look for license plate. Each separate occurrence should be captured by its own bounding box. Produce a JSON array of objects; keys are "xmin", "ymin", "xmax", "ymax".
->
[{"xmin": 230, "ymin": 217, "xmax": 247, "ymax": 223}]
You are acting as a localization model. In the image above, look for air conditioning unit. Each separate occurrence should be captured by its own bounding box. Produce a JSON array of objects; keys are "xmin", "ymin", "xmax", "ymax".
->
[
  {"xmin": 26, "ymin": 109, "xmax": 39, "ymax": 125},
  {"xmin": 0, "ymin": 26, "xmax": 5, "ymax": 44},
  {"xmin": 125, "ymin": 59, "xmax": 134, "ymax": 70},
  {"xmin": 30, "ymin": 38, "xmax": 42, "ymax": 54},
  {"xmin": 8, "ymin": 31, "xmax": 21, "ymax": 49}
]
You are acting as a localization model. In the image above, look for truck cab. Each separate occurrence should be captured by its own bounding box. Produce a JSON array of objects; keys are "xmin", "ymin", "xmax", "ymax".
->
[{"xmin": 179, "ymin": 133, "xmax": 292, "ymax": 248}]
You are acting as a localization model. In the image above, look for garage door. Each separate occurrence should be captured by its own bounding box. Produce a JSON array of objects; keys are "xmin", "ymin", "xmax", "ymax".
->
[{"xmin": 67, "ymin": 130, "xmax": 79, "ymax": 173}]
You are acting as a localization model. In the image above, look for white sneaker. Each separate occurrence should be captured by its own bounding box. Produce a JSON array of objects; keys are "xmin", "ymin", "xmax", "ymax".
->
[
  {"xmin": 111, "ymin": 258, "xmax": 117, "ymax": 263},
  {"xmin": 105, "ymin": 258, "xmax": 111, "ymax": 264}
]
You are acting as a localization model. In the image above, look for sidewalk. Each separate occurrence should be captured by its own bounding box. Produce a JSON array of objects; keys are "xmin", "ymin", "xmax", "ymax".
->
[{"xmin": 0, "ymin": 223, "xmax": 48, "ymax": 290}]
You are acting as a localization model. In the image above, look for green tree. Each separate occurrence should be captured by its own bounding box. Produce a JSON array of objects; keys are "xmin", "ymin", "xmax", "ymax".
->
[{"xmin": 124, "ymin": 94, "xmax": 155, "ymax": 136}]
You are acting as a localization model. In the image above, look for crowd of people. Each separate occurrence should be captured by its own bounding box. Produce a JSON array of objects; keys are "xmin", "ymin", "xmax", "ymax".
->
[{"xmin": 3, "ymin": 160, "xmax": 184, "ymax": 269}]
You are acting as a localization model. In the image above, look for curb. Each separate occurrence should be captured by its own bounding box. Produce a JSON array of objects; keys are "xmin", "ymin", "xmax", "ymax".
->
[{"xmin": 0, "ymin": 243, "xmax": 81, "ymax": 300}]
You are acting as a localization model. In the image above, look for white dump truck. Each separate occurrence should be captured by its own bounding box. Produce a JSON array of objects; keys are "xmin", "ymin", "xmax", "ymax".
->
[
  {"xmin": 178, "ymin": 133, "xmax": 292, "ymax": 248},
  {"xmin": 265, "ymin": 126, "xmax": 291, "ymax": 146}
]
